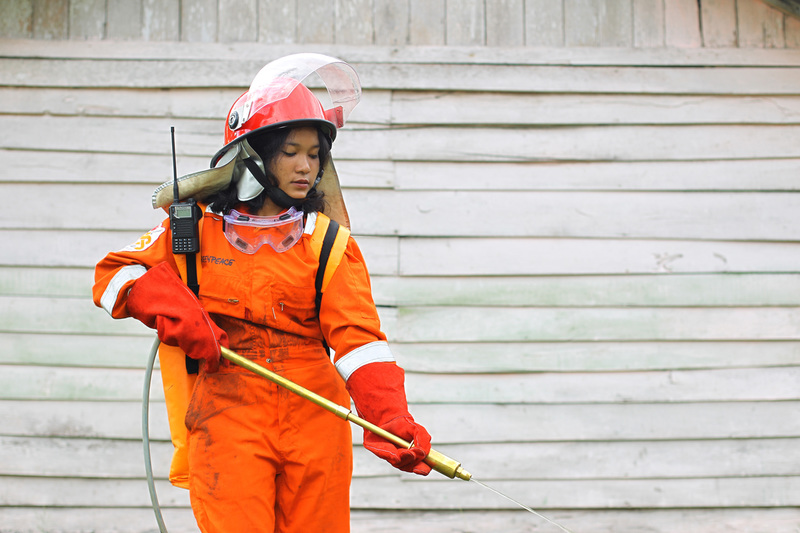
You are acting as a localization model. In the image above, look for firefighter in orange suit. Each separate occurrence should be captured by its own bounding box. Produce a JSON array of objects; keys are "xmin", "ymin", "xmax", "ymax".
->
[{"xmin": 92, "ymin": 54, "xmax": 432, "ymax": 533}]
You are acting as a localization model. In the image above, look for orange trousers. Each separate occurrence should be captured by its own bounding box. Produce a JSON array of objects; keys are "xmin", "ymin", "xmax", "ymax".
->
[{"xmin": 185, "ymin": 322, "xmax": 352, "ymax": 533}]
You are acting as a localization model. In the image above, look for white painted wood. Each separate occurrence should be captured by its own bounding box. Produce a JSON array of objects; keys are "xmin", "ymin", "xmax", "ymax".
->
[
  {"xmin": 217, "ymin": 0, "xmax": 257, "ymax": 42},
  {"xmin": 335, "ymin": 0, "xmax": 373, "ymax": 45},
  {"xmin": 142, "ymin": 0, "xmax": 180, "ymax": 41},
  {"xmin": 8, "ymin": 86, "xmax": 800, "ymax": 126},
  {"xmin": 4, "ymin": 435, "xmax": 799, "ymax": 481},
  {"xmin": 390, "ymin": 306, "xmax": 800, "ymax": 342},
  {"xmin": 525, "ymin": 0, "xmax": 564, "ymax": 46},
  {"xmin": 446, "ymin": 0, "xmax": 485, "ymax": 46},
  {"xmin": 369, "ymin": 273, "xmax": 800, "ymax": 307},
  {"xmin": 373, "ymin": 0, "xmax": 409, "ymax": 46},
  {"xmin": 8, "ymin": 266, "xmax": 798, "ymax": 307},
  {"xmin": 390, "ymin": 340, "xmax": 800, "ymax": 373},
  {"xmin": 701, "ymin": 0, "xmax": 738, "ymax": 47},
  {"xmin": 665, "ymin": 0, "xmax": 702, "ymax": 47},
  {"xmin": 7, "ymin": 56, "xmax": 800, "ymax": 93},
  {"xmin": 6, "ymin": 399, "xmax": 800, "ymax": 442},
  {"xmin": 3, "ymin": 363, "xmax": 797, "ymax": 404},
  {"xmin": 181, "ymin": 0, "xmax": 217, "ymax": 42},
  {"xmin": 0, "ymin": 148, "xmax": 394, "ymax": 188},
  {"xmin": 634, "ymin": 0, "xmax": 666, "ymax": 47},
  {"xmin": 0, "ymin": 332, "xmax": 157, "ymax": 367},
  {"xmin": 347, "ymin": 475, "xmax": 800, "ymax": 509},
  {"xmin": 2, "ymin": 472, "xmax": 799, "ymax": 509},
  {"xmin": 7, "ymin": 115, "xmax": 800, "ymax": 162},
  {"xmin": 295, "ymin": 0, "xmax": 334, "ymax": 43},
  {"xmin": 1, "ymin": 507, "xmax": 798, "ymax": 533},
  {"xmin": 106, "ymin": 0, "xmax": 142, "ymax": 40},
  {"xmin": 257, "ymin": 0, "xmax": 296, "ymax": 43},
  {"xmin": 10, "ymin": 184, "xmax": 800, "ymax": 241},
  {"xmin": 68, "ymin": 0, "xmax": 106, "ymax": 40},
  {"xmin": 738, "ymin": 0, "xmax": 786, "ymax": 47},
  {"xmin": 0, "ymin": 229, "xmax": 398, "ymax": 273},
  {"xmin": 6, "ymin": 39, "xmax": 800, "ymax": 66},
  {"xmin": 391, "ymin": 158, "xmax": 800, "ymax": 191},
  {"xmin": 486, "ymin": 0, "xmax": 525, "ymax": 46},
  {"xmin": 397, "ymin": 237, "xmax": 800, "ymax": 275},
  {"xmin": 408, "ymin": 0, "xmax": 445, "ymax": 45}
]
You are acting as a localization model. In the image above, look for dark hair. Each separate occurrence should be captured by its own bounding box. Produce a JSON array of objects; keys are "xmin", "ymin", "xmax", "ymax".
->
[{"xmin": 208, "ymin": 124, "xmax": 331, "ymax": 215}]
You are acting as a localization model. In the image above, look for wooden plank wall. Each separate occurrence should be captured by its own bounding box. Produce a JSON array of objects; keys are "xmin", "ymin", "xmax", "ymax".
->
[
  {"xmin": 2, "ymin": 0, "xmax": 800, "ymax": 48},
  {"xmin": 1, "ymin": 2, "xmax": 800, "ymax": 533}
]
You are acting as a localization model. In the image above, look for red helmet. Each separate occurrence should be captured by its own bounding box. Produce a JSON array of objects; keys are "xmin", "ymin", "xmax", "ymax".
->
[{"xmin": 212, "ymin": 53, "xmax": 360, "ymax": 167}]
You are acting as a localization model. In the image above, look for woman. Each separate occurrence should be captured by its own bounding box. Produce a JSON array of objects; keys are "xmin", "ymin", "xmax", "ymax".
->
[{"xmin": 92, "ymin": 54, "xmax": 431, "ymax": 533}]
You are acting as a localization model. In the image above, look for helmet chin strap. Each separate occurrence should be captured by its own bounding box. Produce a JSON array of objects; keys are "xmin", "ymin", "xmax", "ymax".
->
[{"xmin": 239, "ymin": 152, "xmax": 322, "ymax": 210}]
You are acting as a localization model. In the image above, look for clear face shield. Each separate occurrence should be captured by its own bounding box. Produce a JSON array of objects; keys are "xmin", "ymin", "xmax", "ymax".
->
[
  {"xmin": 223, "ymin": 207, "xmax": 304, "ymax": 254},
  {"xmin": 228, "ymin": 53, "xmax": 361, "ymax": 133}
]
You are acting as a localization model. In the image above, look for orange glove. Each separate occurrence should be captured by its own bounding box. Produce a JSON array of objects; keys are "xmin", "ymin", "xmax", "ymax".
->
[
  {"xmin": 127, "ymin": 262, "xmax": 228, "ymax": 372},
  {"xmin": 347, "ymin": 361, "xmax": 432, "ymax": 475}
]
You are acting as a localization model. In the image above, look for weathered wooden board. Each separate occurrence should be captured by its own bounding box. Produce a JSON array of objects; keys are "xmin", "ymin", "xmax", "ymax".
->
[
  {"xmin": 391, "ymin": 340, "xmax": 800, "ymax": 373},
  {"xmin": 3, "ymin": 330, "xmax": 797, "ymax": 376},
  {"xmin": 0, "ymin": 149, "xmax": 395, "ymax": 189},
  {"xmin": 390, "ymin": 306, "xmax": 800, "ymax": 342},
  {"xmin": 6, "ymin": 38, "xmax": 800, "ymax": 66},
  {"xmin": 1, "ymin": 508, "xmax": 799, "ymax": 533},
  {"xmin": 1, "ymin": 473, "xmax": 798, "ymax": 509},
  {"xmin": 2, "ymin": 363, "xmax": 797, "ymax": 404},
  {"xmin": 397, "ymin": 237, "xmax": 800, "ymax": 275},
  {"xmin": 7, "ymin": 265, "xmax": 798, "ymax": 307},
  {"xmin": 3, "ymin": 56, "xmax": 800, "ymax": 93},
  {"xmin": 5, "ymin": 400, "xmax": 799, "ymax": 442},
  {"xmin": 0, "ymin": 229, "xmax": 398, "ymax": 274},
  {"xmin": 370, "ymin": 273, "xmax": 800, "ymax": 307},
  {"xmin": 8, "ymin": 183, "xmax": 799, "ymax": 241},
  {"xmin": 391, "ymin": 158, "xmax": 800, "ymax": 191},
  {"xmin": 0, "ymin": 332, "xmax": 157, "ymax": 368},
  {"xmin": 4, "ymin": 435, "xmax": 799, "ymax": 484},
  {"xmin": 7, "ymin": 115, "xmax": 800, "ymax": 162},
  {"xmin": 2, "ymin": 332, "xmax": 798, "ymax": 375},
  {"xmin": 6, "ymin": 295, "xmax": 800, "ymax": 342}
]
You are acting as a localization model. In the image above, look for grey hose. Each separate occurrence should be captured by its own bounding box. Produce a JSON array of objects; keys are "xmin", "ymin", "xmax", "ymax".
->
[{"xmin": 143, "ymin": 337, "xmax": 168, "ymax": 533}]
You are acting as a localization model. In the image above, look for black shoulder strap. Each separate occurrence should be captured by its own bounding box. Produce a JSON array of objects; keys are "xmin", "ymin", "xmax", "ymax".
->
[
  {"xmin": 184, "ymin": 252, "xmax": 201, "ymax": 374},
  {"xmin": 315, "ymin": 218, "xmax": 340, "ymax": 312}
]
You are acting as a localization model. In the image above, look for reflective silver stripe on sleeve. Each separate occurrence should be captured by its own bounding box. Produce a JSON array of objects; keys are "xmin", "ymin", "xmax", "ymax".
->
[
  {"xmin": 100, "ymin": 264, "xmax": 147, "ymax": 315},
  {"xmin": 335, "ymin": 341, "xmax": 395, "ymax": 382}
]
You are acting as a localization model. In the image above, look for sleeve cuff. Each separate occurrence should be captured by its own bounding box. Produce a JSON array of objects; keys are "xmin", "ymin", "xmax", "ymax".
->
[
  {"xmin": 100, "ymin": 264, "xmax": 147, "ymax": 315},
  {"xmin": 335, "ymin": 341, "xmax": 395, "ymax": 382}
]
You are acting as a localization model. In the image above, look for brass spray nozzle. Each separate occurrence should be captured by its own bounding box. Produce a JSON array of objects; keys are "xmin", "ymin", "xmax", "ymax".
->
[{"xmin": 220, "ymin": 347, "xmax": 471, "ymax": 481}]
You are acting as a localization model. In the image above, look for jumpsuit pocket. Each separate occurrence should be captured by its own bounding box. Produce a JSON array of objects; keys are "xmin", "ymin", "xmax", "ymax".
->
[
  {"xmin": 269, "ymin": 280, "xmax": 318, "ymax": 331},
  {"xmin": 198, "ymin": 273, "xmax": 247, "ymax": 320}
]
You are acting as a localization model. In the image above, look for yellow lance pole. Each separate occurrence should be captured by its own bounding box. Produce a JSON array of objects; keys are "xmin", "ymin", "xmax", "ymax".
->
[{"xmin": 220, "ymin": 346, "xmax": 471, "ymax": 481}]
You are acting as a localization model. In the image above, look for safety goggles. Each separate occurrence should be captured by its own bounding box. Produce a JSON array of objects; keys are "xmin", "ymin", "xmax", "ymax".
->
[{"xmin": 223, "ymin": 207, "xmax": 304, "ymax": 254}]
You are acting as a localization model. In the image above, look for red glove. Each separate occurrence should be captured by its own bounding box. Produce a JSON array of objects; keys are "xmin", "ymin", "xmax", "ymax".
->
[
  {"xmin": 127, "ymin": 262, "xmax": 228, "ymax": 372},
  {"xmin": 347, "ymin": 361, "xmax": 432, "ymax": 475}
]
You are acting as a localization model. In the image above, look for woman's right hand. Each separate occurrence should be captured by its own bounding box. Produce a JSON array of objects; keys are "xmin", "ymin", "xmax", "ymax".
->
[{"xmin": 127, "ymin": 262, "xmax": 228, "ymax": 372}]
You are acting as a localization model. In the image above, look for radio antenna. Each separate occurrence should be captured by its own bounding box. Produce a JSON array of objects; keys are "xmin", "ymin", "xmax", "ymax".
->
[{"xmin": 171, "ymin": 127, "xmax": 179, "ymax": 203}]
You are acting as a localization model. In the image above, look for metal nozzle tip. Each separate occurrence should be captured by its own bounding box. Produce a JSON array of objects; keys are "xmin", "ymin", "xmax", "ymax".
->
[{"xmin": 455, "ymin": 466, "xmax": 472, "ymax": 481}]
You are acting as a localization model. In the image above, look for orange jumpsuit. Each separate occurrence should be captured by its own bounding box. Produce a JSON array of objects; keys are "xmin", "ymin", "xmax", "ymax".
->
[{"xmin": 93, "ymin": 209, "xmax": 395, "ymax": 533}]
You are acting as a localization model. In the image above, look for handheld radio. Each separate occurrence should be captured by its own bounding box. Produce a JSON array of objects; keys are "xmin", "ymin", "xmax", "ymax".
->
[{"xmin": 169, "ymin": 127, "xmax": 201, "ymax": 254}]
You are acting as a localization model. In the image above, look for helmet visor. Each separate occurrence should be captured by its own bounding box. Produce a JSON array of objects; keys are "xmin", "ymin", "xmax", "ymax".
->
[
  {"xmin": 243, "ymin": 53, "xmax": 361, "ymax": 128},
  {"xmin": 223, "ymin": 207, "xmax": 304, "ymax": 254}
]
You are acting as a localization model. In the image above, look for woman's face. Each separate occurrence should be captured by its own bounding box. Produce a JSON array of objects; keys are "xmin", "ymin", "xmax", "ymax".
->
[{"xmin": 269, "ymin": 126, "xmax": 321, "ymax": 202}]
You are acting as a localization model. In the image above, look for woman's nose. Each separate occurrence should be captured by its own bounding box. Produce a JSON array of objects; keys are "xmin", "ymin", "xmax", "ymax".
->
[{"xmin": 296, "ymin": 156, "xmax": 311, "ymax": 172}]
